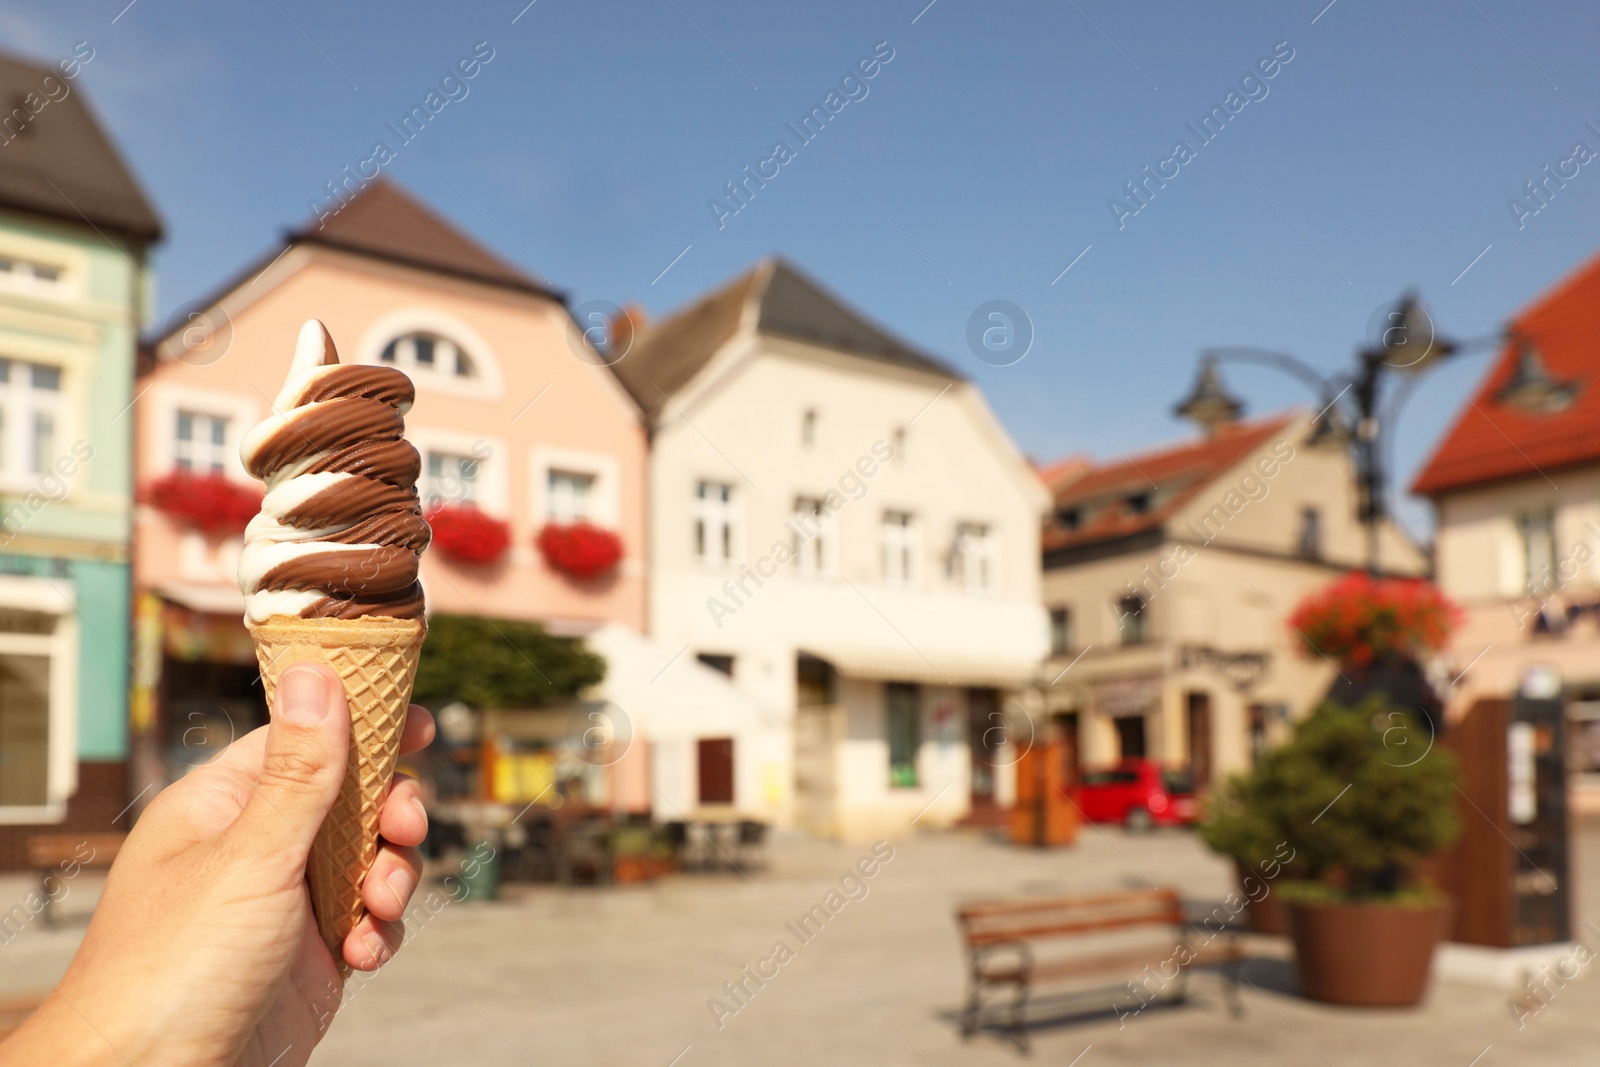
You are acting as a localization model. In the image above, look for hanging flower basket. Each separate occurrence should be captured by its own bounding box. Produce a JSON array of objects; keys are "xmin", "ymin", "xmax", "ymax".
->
[
  {"xmin": 427, "ymin": 505, "xmax": 510, "ymax": 565},
  {"xmin": 146, "ymin": 470, "xmax": 261, "ymax": 537},
  {"xmin": 536, "ymin": 522, "xmax": 623, "ymax": 581},
  {"xmin": 1288, "ymin": 572, "xmax": 1460, "ymax": 669}
]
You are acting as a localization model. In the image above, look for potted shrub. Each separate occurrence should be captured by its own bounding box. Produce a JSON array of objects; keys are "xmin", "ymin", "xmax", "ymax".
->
[
  {"xmin": 1199, "ymin": 775, "xmax": 1301, "ymax": 936},
  {"xmin": 1204, "ymin": 697, "xmax": 1461, "ymax": 1005}
]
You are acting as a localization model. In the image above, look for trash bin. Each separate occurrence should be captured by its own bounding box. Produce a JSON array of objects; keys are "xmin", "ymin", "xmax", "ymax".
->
[{"xmin": 457, "ymin": 839, "xmax": 501, "ymax": 901}]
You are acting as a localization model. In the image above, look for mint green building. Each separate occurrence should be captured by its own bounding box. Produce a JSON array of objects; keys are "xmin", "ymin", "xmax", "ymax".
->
[{"xmin": 0, "ymin": 50, "xmax": 161, "ymax": 866}]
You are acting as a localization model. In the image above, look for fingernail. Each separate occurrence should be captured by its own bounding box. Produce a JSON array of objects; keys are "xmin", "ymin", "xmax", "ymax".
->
[
  {"xmin": 410, "ymin": 795, "xmax": 429, "ymax": 822},
  {"xmin": 362, "ymin": 930, "xmax": 389, "ymax": 967},
  {"xmin": 279, "ymin": 666, "xmax": 330, "ymax": 725},
  {"xmin": 386, "ymin": 866, "xmax": 414, "ymax": 909}
]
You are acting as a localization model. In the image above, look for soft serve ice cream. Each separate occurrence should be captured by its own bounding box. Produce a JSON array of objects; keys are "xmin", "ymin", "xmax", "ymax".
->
[
  {"xmin": 238, "ymin": 318, "xmax": 432, "ymax": 961},
  {"xmin": 239, "ymin": 319, "xmax": 429, "ymax": 622}
]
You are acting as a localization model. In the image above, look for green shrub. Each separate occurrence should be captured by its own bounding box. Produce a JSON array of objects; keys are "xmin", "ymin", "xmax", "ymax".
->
[
  {"xmin": 1199, "ymin": 697, "xmax": 1460, "ymax": 900},
  {"xmin": 412, "ymin": 614, "xmax": 605, "ymax": 709}
]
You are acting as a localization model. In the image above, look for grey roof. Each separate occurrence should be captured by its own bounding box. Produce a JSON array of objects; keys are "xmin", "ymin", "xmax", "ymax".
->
[
  {"xmin": 0, "ymin": 52, "xmax": 162, "ymax": 240},
  {"xmin": 613, "ymin": 258, "xmax": 962, "ymax": 419}
]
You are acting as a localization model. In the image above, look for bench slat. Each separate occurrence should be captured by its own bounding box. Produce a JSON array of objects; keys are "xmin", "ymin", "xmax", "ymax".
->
[
  {"xmin": 966, "ymin": 908, "xmax": 1186, "ymax": 947},
  {"xmin": 959, "ymin": 887, "xmax": 1177, "ymax": 919},
  {"xmin": 26, "ymin": 832, "xmax": 125, "ymax": 870}
]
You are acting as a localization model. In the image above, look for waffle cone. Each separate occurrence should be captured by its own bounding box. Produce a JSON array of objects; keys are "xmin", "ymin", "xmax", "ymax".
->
[{"xmin": 249, "ymin": 614, "xmax": 426, "ymax": 960}]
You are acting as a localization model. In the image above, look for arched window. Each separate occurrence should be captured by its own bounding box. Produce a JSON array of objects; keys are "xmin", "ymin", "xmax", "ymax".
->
[{"xmin": 379, "ymin": 332, "xmax": 475, "ymax": 379}]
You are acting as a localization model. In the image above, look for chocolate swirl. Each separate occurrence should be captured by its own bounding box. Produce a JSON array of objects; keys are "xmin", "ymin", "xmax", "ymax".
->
[{"xmin": 238, "ymin": 320, "xmax": 429, "ymax": 623}]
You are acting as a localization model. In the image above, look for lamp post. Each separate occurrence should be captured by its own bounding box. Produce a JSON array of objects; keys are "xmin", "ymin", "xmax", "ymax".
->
[{"xmin": 1175, "ymin": 292, "xmax": 1541, "ymax": 576}]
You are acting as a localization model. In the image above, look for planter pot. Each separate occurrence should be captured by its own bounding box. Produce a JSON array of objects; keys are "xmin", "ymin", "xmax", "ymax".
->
[
  {"xmin": 1235, "ymin": 861, "xmax": 1294, "ymax": 936},
  {"xmin": 1286, "ymin": 899, "xmax": 1448, "ymax": 1006}
]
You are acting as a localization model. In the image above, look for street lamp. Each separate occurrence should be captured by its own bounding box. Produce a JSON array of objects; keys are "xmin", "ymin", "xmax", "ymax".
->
[{"xmin": 1174, "ymin": 292, "xmax": 1521, "ymax": 575}]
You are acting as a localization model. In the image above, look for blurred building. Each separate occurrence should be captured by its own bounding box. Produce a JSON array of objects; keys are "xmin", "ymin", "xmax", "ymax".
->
[
  {"xmin": 1037, "ymin": 410, "xmax": 1427, "ymax": 792},
  {"xmin": 612, "ymin": 258, "xmax": 1049, "ymax": 838},
  {"xmin": 0, "ymin": 52, "xmax": 162, "ymax": 868},
  {"xmin": 1412, "ymin": 252, "xmax": 1600, "ymax": 808},
  {"xmin": 132, "ymin": 179, "xmax": 648, "ymax": 799}
]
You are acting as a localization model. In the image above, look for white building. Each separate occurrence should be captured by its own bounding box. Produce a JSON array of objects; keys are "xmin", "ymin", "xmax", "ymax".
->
[
  {"xmin": 1412, "ymin": 251, "xmax": 1600, "ymax": 808},
  {"xmin": 613, "ymin": 259, "xmax": 1049, "ymax": 838}
]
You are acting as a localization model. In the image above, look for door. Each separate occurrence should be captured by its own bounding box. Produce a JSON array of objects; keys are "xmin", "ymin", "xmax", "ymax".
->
[
  {"xmin": 1053, "ymin": 712, "xmax": 1081, "ymax": 794},
  {"xmin": 696, "ymin": 737, "xmax": 734, "ymax": 805},
  {"xmin": 1114, "ymin": 715, "xmax": 1146, "ymax": 760},
  {"xmin": 794, "ymin": 705, "xmax": 843, "ymax": 835},
  {"xmin": 967, "ymin": 688, "xmax": 1000, "ymax": 809},
  {"xmin": 1186, "ymin": 691, "xmax": 1213, "ymax": 792}
]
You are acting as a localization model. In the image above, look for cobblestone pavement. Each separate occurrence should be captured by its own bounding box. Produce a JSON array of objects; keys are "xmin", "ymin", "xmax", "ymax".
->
[{"xmin": 4, "ymin": 823, "xmax": 1600, "ymax": 1065}]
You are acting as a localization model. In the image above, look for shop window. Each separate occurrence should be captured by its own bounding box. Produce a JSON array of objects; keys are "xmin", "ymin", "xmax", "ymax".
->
[{"xmin": 887, "ymin": 683, "xmax": 921, "ymax": 788}]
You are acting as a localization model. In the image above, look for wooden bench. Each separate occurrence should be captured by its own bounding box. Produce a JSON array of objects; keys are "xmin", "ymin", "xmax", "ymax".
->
[
  {"xmin": 956, "ymin": 887, "xmax": 1243, "ymax": 1049},
  {"xmin": 25, "ymin": 832, "xmax": 125, "ymax": 927}
]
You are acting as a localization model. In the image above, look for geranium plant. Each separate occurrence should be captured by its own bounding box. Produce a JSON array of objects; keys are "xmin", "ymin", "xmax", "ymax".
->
[
  {"xmin": 428, "ymin": 505, "xmax": 510, "ymax": 565},
  {"xmin": 1289, "ymin": 572, "xmax": 1460, "ymax": 668},
  {"xmin": 536, "ymin": 522, "xmax": 622, "ymax": 581},
  {"xmin": 146, "ymin": 470, "xmax": 261, "ymax": 537}
]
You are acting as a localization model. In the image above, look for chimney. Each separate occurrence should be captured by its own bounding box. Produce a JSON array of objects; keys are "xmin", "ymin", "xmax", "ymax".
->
[{"xmin": 610, "ymin": 304, "xmax": 649, "ymax": 355}]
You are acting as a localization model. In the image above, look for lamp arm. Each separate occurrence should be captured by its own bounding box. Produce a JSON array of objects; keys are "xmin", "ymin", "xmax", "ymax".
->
[{"xmin": 1207, "ymin": 346, "xmax": 1332, "ymax": 394}]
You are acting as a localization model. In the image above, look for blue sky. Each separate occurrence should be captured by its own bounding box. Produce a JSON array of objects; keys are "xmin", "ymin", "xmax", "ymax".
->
[{"xmin": 9, "ymin": 0, "xmax": 1600, "ymax": 538}]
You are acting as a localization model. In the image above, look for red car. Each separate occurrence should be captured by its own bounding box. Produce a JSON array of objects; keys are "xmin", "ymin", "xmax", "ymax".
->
[{"xmin": 1070, "ymin": 759, "xmax": 1198, "ymax": 830}]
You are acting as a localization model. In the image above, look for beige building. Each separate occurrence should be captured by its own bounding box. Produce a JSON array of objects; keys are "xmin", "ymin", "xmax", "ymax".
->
[
  {"xmin": 1412, "ymin": 252, "xmax": 1600, "ymax": 806},
  {"xmin": 1038, "ymin": 411, "xmax": 1427, "ymax": 791},
  {"xmin": 613, "ymin": 259, "xmax": 1049, "ymax": 838}
]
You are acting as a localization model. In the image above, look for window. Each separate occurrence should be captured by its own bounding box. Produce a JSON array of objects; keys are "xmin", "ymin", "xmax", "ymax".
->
[
  {"xmin": 0, "ymin": 359, "xmax": 64, "ymax": 480},
  {"xmin": 695, "ymin": 481, "xmax": 736, "ymax": 567},
  {"xmin": 950, "ymin": 522, "xmax": 997, "ymax": 592},
  {"xmin": 1298, "ymin": 506, "xmax": 1322, "ymax": 560},
  {"xmin": 0, "ymin": 604, "xmax": 66, "ymax": 814},
  {"xmin": 881, "ymin": 511, "xmax": 917, "ymax": 585},
  {"xmin": 546, "ymin": 469, "xmax": 595, "ymax": 523},
  {"xmin": 892, "ymin": 426, "xmax": 905, "ymax": 460},
  {"xmin": 696, "ymin": 653, "xmax": 734, "ymax": 677},
  {"xmin": 380, "ymin": 332, "xmax": 475, "ymax": 378},
  {"xmin": 424, "ymin": 450, "xmax": 480, "ymax": 509},
  {"xmin": 0, "ymin": 255, "xmax": 65, "ymax": 297},
  {"xmin": 1056, "ymin": 507, "xmax": 1082, "ymax": 531},
  {"xmin": 801, "ymin": 409, "xmax": 816, "ymax": 447},
  {"xmin": 1518, "ymin": 511, "xmax": 1557, "ymax": 594},
  {"xmin": 1049, "ymin": 607, "xmax": 1073, "ymax": 656},
  {"xmin": 792, "ymin": 496, "xmax": 827, "ymax": 576},
  {"xmin": 887, "ymin": 683, "xmax": 921, "ymax": 788},
  {"xmin": 174, "ymin": 411, "xmax": 229, "ymax": 474},
  {"xmin": 1126, "ymin": 493, "xmax": 1151, "ymax": 515},
  {"xmin": 1116, "ymin": 594, "xmax": 1147, "ymax": 645}
]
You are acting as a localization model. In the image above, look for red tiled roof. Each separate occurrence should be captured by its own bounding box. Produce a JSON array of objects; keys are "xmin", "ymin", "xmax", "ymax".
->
[
  {"xmin": 1413, "ymin": 252, "xmax": 1600, "ymax": 496},
  {"xmin": 1041, "ymin": 413, "xmax": 1297, "ymax": 553},
  {"xmin": 1034, "ymin": 455, "xmax": 1089, "ymax": 491},
  {"xmin": 289, "ymin": 178, "xmax": 555, "ymax": 298}
]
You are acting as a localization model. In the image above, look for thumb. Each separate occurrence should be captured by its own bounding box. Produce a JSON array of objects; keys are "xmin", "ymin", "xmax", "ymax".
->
[{"xmin": 234, "ymin": 663, "xmax": 350, "ymax": 865}]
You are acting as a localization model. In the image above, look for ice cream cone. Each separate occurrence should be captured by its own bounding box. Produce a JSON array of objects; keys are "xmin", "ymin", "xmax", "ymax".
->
[{"xmin": 249, "ymin": 613, "xmax": 426, "ymax": 960}]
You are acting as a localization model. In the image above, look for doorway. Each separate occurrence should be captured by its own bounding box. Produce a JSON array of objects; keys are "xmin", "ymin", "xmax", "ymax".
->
[
  {"xmin": 1114, "ymin": 715, "xmax": 1147, "ymax": 760},
  {"xmin": 967, "ymin": 688, "xmax": 1000, "ymax": 810},
  {"xmin": 1186, "ymin": 691, "xmax": 1213, "ymax": 791},
  {"xmin": 696, "ymin": 737, "xmax": 734, "ymax": 805},
  {"xmin": 1052, "ymin": 712, "xmax": 1081, "ymax": 791}
]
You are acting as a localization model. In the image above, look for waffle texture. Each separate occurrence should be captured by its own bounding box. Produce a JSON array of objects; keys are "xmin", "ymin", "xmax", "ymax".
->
[{"xmin": 249, "ymin": 614, "xmax": 426, "ymax": 958}]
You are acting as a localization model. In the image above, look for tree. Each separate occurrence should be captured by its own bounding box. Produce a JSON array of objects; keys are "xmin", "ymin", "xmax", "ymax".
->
[
  {"xmin": 1201, "ymin": 697, "xmax": 1459, "ymax": 899},
  {"xmin": 412, "ymin": 614, "xmax": 605, "ymax": 709}
]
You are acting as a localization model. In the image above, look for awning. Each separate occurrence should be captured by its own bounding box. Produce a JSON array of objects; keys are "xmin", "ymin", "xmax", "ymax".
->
[
  {"xmin": 802, "ymin": 646, "xmax": 1038, "ymax": 689},
  {"xmin": 158, "ymin": 582, "xmax": 246, "ymax": 616}
]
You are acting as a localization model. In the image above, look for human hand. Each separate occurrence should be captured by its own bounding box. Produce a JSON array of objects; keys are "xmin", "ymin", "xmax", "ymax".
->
[{"xmin": 0, "ymin": 663, "xmax": 435, "ymax": 1067}]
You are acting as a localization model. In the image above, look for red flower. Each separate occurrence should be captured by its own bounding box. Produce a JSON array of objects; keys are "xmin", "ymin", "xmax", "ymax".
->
[
  {"xmin": 536, "ymin": 522, "xmax": 623, "ymax": 581},
  {"xmin": 146, "ymin": 470, "xmax": 261, "ymax": 537},
  {"xmin": 1288, "ymin": 571, "xmax": 1461, "ymax": 668},
  {"xmin": 428, "ymin": 505, "xmax": 510, "ymax": 565}
]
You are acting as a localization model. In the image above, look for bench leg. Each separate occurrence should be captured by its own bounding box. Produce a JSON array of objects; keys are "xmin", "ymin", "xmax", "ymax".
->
[
  {"xmin": 960, "ymin": 976, "xmax": 983, "ymax": 1039},
  {"xmin": 1222, "ymin": 951, "xmax": 1245, "ymax": 1019},
  {"xmin": 37, "ymin": 875, "xmax": 53, "ymax": 929},
  {"xmin": 1008, "ymin": 978, "xmax": 1031, "ymax": 1054}
]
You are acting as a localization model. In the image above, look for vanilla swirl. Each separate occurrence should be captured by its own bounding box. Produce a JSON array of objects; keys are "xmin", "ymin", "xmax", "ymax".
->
[{"xmin": 238, "ymin": 320, "xmax": 429, "ymax": 623}]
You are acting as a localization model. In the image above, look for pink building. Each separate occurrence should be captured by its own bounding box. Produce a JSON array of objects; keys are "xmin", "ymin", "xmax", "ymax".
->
[{"xmin": 131, "ymin": 180, "xmax": 647, "ymax": 791}]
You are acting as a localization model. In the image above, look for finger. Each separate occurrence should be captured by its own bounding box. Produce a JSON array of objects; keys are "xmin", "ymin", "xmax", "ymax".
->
[
  {"xmin": 344, "ymin": 913, "xmax": 405, "ymax": 971},
  {"xmin": 230, "ymin": 664, "xmax": 350, "ymax": 866},
  {"xmin": 399, "ymin": 704, "xmax": 436, "ymax": 756},
  {"xmin": 378, "ymin": 774, "xmax": 428, "ymax": 847},
  {"xmin": 361, "ymin": 842, "xmax": 423, "ymax": 923}
]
